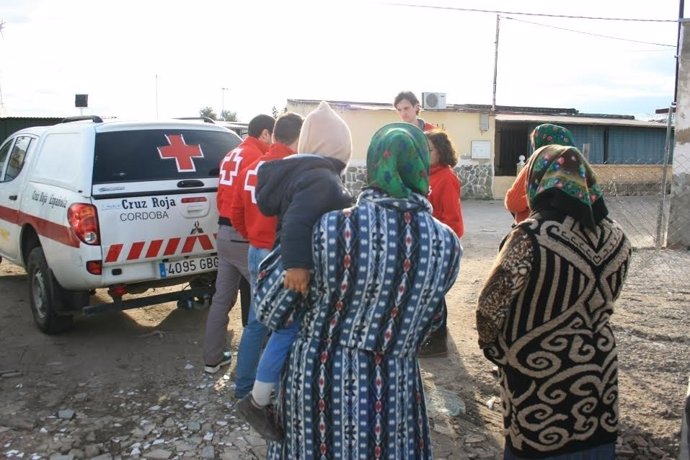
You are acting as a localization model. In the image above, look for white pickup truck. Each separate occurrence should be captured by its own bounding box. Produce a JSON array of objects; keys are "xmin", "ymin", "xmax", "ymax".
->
[{"xmin": 0, "ymin": 116, "xmax": 241, "ymax": 333}]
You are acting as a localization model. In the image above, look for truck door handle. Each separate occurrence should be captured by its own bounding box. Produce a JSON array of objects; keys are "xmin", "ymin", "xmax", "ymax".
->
[
  {"xmin": 9, "ymin": 194, "xmax": 17, "ymax": 201},
  {"xmin": 177, "ymin": 180, "xmax": 204, "ymax": 188}
]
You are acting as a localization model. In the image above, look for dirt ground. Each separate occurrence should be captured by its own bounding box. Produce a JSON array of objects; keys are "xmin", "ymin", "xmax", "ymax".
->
[{"xmin": 0, "ymin": 199, "xmax": 688, "ymax": 459}]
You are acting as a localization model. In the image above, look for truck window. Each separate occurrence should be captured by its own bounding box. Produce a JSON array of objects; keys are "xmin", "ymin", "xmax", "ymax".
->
[
  {"xmin": 4, "ymin": 136, "xmax": 32, "ymax": 182},
  {"xmin": 32, "ymin": 133, "xmax": 85, "ymax": 187},
  {"xmin": 93, "ymin": 129, "xmax": 241, "ymax": 184},
  {"xmin": 0, "ymin": 139, "xmax": 11, "ymax": 180}
]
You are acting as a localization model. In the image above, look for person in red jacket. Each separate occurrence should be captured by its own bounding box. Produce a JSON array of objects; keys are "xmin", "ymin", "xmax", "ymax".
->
[
  {"xmin": 427, "ymin": 129, "xmax": 464, "ymax": 238},
  {"xmin": 229, "ymin": 112, "xmax": 304, "ymax": 247},
  {"xmin": 228, "ymin": 112, "xmax": 305, "ymax": 405},
  {"xmin": 394, "ymin": 91, "xmax": 436, "ymax": 132},
  {"xmin": 202, "ymin": 114, "xmax": 274, "ymax": 374},
  {"xmin": 418, "ymin": 128, "xmax": 464, "ymax": 357}
]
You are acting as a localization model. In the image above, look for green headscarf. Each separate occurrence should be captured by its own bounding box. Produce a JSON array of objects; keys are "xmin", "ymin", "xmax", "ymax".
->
[
  {"xmin": 531, "ymin": 123, "xmax": 575, "ymax": 151},
  {"xmin": 366, "ymin": 122, "xmax": 430, "ymax": 198},
  {"xmin": 527, "ymin": 144, "xmax": 608, "ymax": 229}
]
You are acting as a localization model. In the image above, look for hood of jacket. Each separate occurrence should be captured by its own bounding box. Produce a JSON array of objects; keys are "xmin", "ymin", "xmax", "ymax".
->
[{"xmin": 256, "ymin": 154, "xmax": 347, "ymax": 217}]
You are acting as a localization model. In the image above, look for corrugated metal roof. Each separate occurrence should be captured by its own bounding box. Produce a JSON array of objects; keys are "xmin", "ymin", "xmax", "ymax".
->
[
  {"xmin": 288, "ymin": 99, "xmax": 583, "ymax": 114},
  {"xmin": 288, "ymin": 99, "xmax": 393, "ymax": 111},
  {"xmin": 287, "ymin": 99, "xmax": 664, "ymax": 126},
  {"xmin": 495, "ymin": 113, "xmax": 666, "ymax": 128}
]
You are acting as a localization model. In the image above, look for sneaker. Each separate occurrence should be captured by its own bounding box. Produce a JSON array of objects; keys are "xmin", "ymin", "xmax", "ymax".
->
[
  {"xmin": 204, "ymin": 350, "xmax": 232, "ymax": 374},
  {"xmin": 491, "ymin": 365, "xmax": 500, "ymax": 380},
  {"xmin": 236, "ymin": 394, "xmax": 284, "ymax": 442},
  {"xmin": 417, "ymin": 331, "xmax": 449, "ymax": 358}
]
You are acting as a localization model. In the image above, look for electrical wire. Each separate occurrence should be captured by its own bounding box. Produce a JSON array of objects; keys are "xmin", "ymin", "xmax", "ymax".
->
[
  {"xmin": 375, "ymin": 2, "xmax": 678, "ymax": 23},
  {"xmin": 504, "ymin": 16, "xmax": 676, "ymax": 47}
]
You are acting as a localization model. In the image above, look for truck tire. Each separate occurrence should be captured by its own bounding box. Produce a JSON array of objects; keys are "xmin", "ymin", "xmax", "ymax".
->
[{"xmin": 27, "ymin": 246, "xmax": 74, "ymax": 334}]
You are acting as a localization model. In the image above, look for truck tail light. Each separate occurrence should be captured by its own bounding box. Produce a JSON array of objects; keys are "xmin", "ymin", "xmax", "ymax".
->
[
  {"xmin": 86, "ymin": 260, "xmax": 102, "ymax": 275},
  {"xmin": 68, "ymin": 203, "xmax": 100, "ymax": 245}
]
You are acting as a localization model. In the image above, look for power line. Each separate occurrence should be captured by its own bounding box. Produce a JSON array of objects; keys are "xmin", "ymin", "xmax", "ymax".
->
[
  {"xmin": 375, "ymin": 2, "xmax": 677, "ymax": 23},
  {"xmin": 505, "ymin": 16, "xmax": 676, "ymax": 47}
]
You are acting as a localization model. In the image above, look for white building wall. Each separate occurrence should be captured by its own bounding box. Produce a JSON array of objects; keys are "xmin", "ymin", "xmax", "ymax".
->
[{"xmin": 668, "ymin": 20, "xmax": 690, "ymax": 248}]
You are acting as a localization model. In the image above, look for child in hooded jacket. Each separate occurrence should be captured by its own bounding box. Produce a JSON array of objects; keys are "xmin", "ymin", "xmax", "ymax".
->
[{"xmin": 235, "ymin": 101, "xmax": 353, "ymax": 441}]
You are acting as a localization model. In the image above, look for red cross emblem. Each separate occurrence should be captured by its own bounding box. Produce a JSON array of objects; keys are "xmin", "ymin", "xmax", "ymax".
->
[
  {"xmin": 158, "ymin": 134, "xmax": 204, "ymax": 172},
  {"xmin": 244, "ymin": 161, "xmax": 264, "ymax": 204},
  {"xmin": 218, "ymin": 150, "xmax": 244, "ymax": 186}
]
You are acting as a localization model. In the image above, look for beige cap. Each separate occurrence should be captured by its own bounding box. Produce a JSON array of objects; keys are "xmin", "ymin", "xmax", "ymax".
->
[{"xmin": 297, "ymin": 101, "xmax": 353, "ymax": 165}]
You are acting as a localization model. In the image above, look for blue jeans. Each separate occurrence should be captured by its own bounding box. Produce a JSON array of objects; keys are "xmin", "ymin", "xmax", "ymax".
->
[
  {"xmin": 234, "ymin": 246, "xmax": 271, "ymax": 398},
  {"xmin": 256, "ymin": 319, "xmax": 299, "ymax": 383}
]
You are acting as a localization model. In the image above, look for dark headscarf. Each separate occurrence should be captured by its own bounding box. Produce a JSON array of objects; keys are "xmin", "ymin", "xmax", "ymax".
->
[
  {"xmin": 530, "ymin": 123, "xmax": 576, "ymax": 151},
  {"xmin": 526, "ymin": 144, "xmax": 608, "ymax": 229},
  {"xmin": 366, "ymin": 122, "xmax": 430, "ymax": 198}
]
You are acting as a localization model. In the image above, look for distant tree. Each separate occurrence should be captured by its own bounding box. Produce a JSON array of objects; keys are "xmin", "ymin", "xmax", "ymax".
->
[
  {"xmin": 271, "ymin": 105, "xmax": 288, "ymax": 118},
  {"xmin": 221, "ymin": 110, "xmax": 238, "ymax": 122},
  {"xmin": 200, "ymin": 106, "xmax": 218, "ymax": 120}
]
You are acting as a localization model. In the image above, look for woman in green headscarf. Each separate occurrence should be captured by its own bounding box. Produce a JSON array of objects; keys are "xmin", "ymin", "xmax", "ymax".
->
[
  {"xmin": 366, "ymin": 121, "xmax": 431, "ymax": 197},
  {"xmin": 477, "ymin": 144, "xmax": 631, "ymax": 459},
  {"xmin": 255, "ymin": 122, "xmax": 462, "ymax": 459},
  {"xmin": 505, "ymin": 123, "xmax": 576, "ymax": 224}
]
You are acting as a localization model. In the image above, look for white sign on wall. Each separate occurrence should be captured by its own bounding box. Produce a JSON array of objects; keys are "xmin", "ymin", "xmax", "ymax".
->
[{"xmin": 471, "ymin": 140, "xmax": 491, "ymax": 159}]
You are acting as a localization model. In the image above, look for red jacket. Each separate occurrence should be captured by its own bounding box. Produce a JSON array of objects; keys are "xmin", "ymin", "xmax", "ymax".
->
[
  {"xmin": 428, "ymin": 164, "xmax": 464, "ymax": 238},
  {"xmin": 229, "ymin": 143, "xmax": 295, "ymax": 248},
  {"xmin": 418, "ymin": 118, "xmax": 436, "ymax": 132},
  {"xmin": 216, "ymin": 136, "xmax": 270, "ymax": 220},
  {"xmin": 504, "ymin": 166, "xmax": 530, "ymax": 224}
]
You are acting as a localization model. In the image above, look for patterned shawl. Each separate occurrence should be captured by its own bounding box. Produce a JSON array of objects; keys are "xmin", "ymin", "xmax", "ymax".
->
[
  {"xmin": 530, "ymin": 123, "xmax": 575, "ymax": 151},
  {"xmin": 366, "ymin": 122, "xmax": 430, "ymax": 198},
  {"xmin": 526, "ymin": 144, "xmax": 608, "ymax": 229}
]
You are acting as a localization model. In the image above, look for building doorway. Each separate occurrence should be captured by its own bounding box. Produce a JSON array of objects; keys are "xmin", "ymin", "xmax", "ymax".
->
[{"xmin": 495, "ymin": 122, "xmax": 530, "ymax": 176}]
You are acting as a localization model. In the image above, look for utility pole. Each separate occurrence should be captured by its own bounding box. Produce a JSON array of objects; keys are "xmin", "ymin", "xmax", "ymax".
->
[
  {"xmin": 0, "ymin": 20, "xmax": 5, "ymax": 116},
  {"xmin": 221, "ymin": 87, "xmax": 228, "ymax": 120},
  {"xmin": 675, "ymin": 0, "xmax": 685, "ymax": 102},
  {"xmin": 492, "ymin": 14, "xmax": 500, "ymax": 112},
  {"xmin": 0, "ymin": 70, "xmax": 5, "ymax": 117},
  {"xmin": 155, "ymin": 74, "xmax": 159, "ymax": 119}
]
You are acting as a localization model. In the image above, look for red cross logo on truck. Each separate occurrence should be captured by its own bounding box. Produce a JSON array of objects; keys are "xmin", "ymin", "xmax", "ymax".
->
[{"xmin": 158, "ymin": 134, "xmax": 204, "ymax": 172}]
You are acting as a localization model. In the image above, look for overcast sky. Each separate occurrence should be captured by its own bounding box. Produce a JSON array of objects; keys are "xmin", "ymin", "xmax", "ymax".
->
[{"xmin": 0, "ymin": 0, "xmax": 684, "ymax": 121}]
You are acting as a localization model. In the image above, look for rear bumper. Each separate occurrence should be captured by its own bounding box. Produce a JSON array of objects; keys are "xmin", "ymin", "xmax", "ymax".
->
[{"xmin": 82, "ymin": 283, "xmax": 214, "ymax": 315}]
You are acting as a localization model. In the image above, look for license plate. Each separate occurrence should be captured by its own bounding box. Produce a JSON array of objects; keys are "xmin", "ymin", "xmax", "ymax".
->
[{"xmin": 158, "ymin": 255, "xmax": 219, "ymax": 278}]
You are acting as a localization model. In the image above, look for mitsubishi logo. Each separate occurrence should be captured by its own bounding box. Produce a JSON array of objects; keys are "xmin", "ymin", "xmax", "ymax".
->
[{"xmin": 190, "ymin": 220, "xmax": 205, "ymax": 234}]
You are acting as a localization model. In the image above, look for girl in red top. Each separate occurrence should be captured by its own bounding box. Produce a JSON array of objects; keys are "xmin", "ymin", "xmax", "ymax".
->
[
  {"xmin": 418, "ymin": 129, "xmax": 464, "ymax": 357},
  {"xmin": 427, "ymin": 129, "xmax": 464, "ymax": 238}
]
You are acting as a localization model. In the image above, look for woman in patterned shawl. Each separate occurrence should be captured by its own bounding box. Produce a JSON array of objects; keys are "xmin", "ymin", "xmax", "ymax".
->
[
  {"xmin": 477, "ymin": 144, "xmax": 632, "ymax": 459},
  {"xmin": 505, "ymin": 124, "xmax": 576, "ymax": 224},
  {"xmin": 254, "ymin": 122, "xmax": 462, "ymax": 459}
]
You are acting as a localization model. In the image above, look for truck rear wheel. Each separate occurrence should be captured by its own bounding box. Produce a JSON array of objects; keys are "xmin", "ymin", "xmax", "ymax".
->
[{"xmin": 27, "ymin": 246, "xmax": 74, "ymax": 334}]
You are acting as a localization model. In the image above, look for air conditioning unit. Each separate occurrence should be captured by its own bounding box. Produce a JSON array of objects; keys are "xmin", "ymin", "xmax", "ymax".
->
[{"xmin": 422, "ymin": 92, "xmax": 447, "ymax": 110}]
